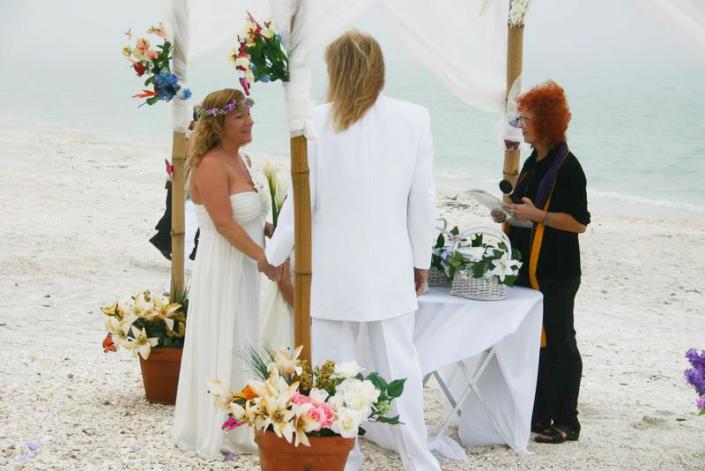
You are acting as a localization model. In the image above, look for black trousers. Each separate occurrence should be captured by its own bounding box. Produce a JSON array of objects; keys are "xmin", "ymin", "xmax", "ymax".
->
[{"xmin": 532, "ymin": 277, "xmax": 582, "ymax": 432}]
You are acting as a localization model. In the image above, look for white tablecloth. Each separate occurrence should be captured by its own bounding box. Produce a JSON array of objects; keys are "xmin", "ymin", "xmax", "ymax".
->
[{"xmin": 416, "ymin": 286, "xmax": 543, "ymax": 453}]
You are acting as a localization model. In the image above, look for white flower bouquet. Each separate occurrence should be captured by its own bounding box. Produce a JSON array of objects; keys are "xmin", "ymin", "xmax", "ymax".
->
[
  {"xmin": 209, "ymin": 347, "xmax": 404, "ymax": 447},
  {"xmin": 447, "ymin": 232, "xmax": 522, "ymax": 286},
  {"xmin": 100, "ymin": 289, "xmax": 188, "ymax": 359}
]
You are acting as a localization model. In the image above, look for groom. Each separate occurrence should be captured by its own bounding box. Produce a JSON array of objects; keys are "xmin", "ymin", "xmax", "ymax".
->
[{"xmin": 265, "ymin": 30, "xmax": 439, "ymax": 471}]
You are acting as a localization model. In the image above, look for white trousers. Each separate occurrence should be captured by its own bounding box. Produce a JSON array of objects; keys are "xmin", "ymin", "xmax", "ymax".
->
[{"xmin": 312, "ymin": 313, "xmax": 440, "ymax": 471}]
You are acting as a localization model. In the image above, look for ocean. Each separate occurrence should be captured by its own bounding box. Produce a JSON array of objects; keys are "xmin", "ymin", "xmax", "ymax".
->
[{"xmin": 1, "ymin": 0, "xmax": 704, "ymax": 214}]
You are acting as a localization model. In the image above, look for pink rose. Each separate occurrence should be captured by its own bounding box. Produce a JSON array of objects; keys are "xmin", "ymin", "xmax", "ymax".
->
[
  {"xmin": 290, "ymin": 391, "xmax": 311, "ymax": 406},
  {"xmin": 310, "ymin": 403, "xmax": 334, "ymax": 429},
  {"xmin": 145, "ymin": 49, "xmax": 158, "ymax": 60}
]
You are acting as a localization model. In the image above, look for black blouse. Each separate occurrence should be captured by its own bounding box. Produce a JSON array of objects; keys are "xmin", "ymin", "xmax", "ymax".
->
[{"xmin": 509, "ymin": 143, "xmax": 590, "ymax": 284}]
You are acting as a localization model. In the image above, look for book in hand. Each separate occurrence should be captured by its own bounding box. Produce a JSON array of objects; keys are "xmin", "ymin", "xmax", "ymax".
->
[{"xmin": 465, "ymin": 189, "xmax": 533, "ymax": 228}]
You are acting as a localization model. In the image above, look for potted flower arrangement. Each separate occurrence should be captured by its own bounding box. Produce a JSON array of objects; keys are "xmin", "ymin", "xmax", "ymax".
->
[
  {"xmin": 101, "ymin": 289, "xmax": 188, "ymax": 404},
  {"xmin": 209, "ymin": 346, "xmax": 404, "ymax": 471},
  {"xmin": 684, "ymin": 348, "xmax": 705, "ymax": 415},
  {"xmin": 447, "ymin": 230, "xmax": 522, "ymax": 301},
  {"xmin": 122, "ymin": 23, "xmax": 192, "ymax": 106}
]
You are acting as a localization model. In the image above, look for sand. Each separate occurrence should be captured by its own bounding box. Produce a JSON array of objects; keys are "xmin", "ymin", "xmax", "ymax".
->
[{"xmin": 1, "ymin": 127, "xmax": 704, "ymax": 470}]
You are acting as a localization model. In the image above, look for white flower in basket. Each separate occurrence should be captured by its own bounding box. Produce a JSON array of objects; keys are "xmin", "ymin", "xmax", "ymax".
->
[{"xmin": 448, "ymin": 227, "xmax": 523, "ymax": 301}]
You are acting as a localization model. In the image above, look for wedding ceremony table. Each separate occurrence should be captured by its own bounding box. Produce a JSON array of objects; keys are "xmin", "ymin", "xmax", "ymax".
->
[{"xmin": 357, "ymin": 286, "xmax": 543, "ymax": 460}]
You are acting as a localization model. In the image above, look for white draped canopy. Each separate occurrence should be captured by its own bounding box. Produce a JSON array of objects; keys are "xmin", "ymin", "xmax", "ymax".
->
[
  {"xmin": 162, "ymin": 0, "xmax": 511, "ymax": 134},
  {"xmin": 161, "ymin": 0, "xmax": 705, "ymax": 133}
]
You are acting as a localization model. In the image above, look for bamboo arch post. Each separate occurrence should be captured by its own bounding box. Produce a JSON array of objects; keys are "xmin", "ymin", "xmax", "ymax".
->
[
  {"xmin": 502, "ymin": 23, "xmax": 524, "ymax": 201},
  {"xmin": 170, "ymin": 131, "xmax": 187, "ymax": 301},
  {"xmin": 290, "ymin": 133, "xmax": 312, "ymax": 365}
]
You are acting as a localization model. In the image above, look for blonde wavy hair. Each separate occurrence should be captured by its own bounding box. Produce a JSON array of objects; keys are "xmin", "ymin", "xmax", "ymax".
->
[
  {"xmin": 325, "ymin": 30, "xmax": 385, "ymax": 132},
  {"xmin": 188, "ymin": 88, "xmax": 246, "ymax": 168}
]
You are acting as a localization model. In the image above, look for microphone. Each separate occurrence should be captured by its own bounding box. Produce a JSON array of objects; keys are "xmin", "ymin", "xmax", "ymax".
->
[{"xmin": 499, "ymin": 179, "xmax": 522, "ymax": 203}]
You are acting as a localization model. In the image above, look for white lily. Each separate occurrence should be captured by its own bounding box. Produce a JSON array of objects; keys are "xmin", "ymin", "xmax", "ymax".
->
[
  {"xmin": 274, "ymin": 346, "xmax": 303, "ymax": 376},
  {"xmin": 488, "ymin": 256, "xmax": 519, "ymax": 282},
  {"xmin": 105, "ymin": 313, "xmax": 137, "ymax": 336},
  {"xmin": 274, "ymin": 174, "xmax": 288, "ymax": 208},
  {"xmin": 127, "ymin": 326, "xmax": 159, "ymax": 360},
  {"xmin": 458, "ymin": 246, "xmax": 485, "ymax": 263},
  {"xmin": 208, "ymin": 379, "xmax": 234, "ymax": 411},
  {"xmin": 291, "ymin": 402, "xmax": 319, "ymax": 447}
]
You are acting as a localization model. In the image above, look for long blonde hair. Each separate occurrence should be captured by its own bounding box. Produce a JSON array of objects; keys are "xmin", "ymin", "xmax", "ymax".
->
[
  {"xmin": 188, "ymin": 88, "xmax": 245, "ymax": 168},
  {"xmin": 325, "ymin": 30, "xmax": 385, "ymax": 132}
]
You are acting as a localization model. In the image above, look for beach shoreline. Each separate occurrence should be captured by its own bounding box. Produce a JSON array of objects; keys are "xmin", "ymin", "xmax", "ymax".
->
[{"xmin": 1, "ymin": 127, "xmax": 704, "ymax": 469}]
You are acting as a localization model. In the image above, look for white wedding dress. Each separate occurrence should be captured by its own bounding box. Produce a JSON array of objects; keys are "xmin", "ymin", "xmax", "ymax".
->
[
  {"xmin": 174, "ymin": 162, "xmax": 269, "ymax": 459},
  {"xmin": 259, "ymin": 256, "xmax": 294, "ymax": 350}
]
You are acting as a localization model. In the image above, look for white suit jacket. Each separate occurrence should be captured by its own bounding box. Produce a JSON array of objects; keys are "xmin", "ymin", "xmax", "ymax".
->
[{"xmin": 266, "ymin": 95, "xmax": 436, "ymax": 322}]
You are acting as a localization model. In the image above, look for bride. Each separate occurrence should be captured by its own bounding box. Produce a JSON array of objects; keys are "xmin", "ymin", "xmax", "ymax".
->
[{"xmin": 173, "ymin": 88, "xmax": 279, "ymax": 458}]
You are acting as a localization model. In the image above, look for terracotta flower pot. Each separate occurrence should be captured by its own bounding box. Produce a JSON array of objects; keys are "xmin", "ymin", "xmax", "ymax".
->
[
  {"xmin": 138, "ymin": 347, "xmax": 182, "ymax": 405},
  {"xmin": 256, "ymin": 431, "xmax": 355, "ymax": 471}
]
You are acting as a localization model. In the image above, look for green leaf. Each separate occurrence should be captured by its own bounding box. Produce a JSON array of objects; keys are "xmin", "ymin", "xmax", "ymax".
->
[
  {"xmin": 365, "ymin": 372, "xmax": 387, "ymax": 392},
  {"xmin": 374, "ymin": 415, "xmax": 402, "ymax": 425},
  {"xmin": 387, "ymin": 379, "xmax": 405, "ymax": 398},
  {"xmin": 450, "ymin": 226, "xmax": 460, "ymax": 236}
]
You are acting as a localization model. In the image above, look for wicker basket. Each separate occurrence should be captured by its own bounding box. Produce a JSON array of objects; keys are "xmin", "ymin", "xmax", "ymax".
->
[
  {"xmin": 428, "ymin": 266, "xmax": 451, "ymax": 287},
  {"xmin": 429, "ymin": 218, "xmax": 453, "ymax": 287},
  {"xmin": 449, "ymin": 226, "xmax": 512, "ymax": 301}
]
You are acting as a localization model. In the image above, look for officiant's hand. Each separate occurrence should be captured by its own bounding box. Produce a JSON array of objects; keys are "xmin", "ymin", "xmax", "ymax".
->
[
  {"xmin": 511, "ymin": 197, "xmax": 542, "ymax": 223},
  {"xmin": 414, "ymin": 268, "xmax": 429, "ymax": 296},
  {"xmin": 490, "ymin": 208, "xmax": 507, "ymax": 223}
]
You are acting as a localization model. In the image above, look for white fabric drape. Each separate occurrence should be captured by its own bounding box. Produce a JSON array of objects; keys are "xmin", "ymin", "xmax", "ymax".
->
[
  {"xmin": 162, "ymin": 0, "xmax": 193, "ymax": 131},
  {"xmin": 171, "ymin": 0, "xmax": 510, "ymax": 135},
  {"xmin": 636, "ymin": 0, "xmax": 705, "ymax": 61}
]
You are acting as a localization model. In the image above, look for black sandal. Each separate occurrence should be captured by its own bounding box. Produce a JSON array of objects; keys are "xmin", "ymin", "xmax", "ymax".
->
[{"xmin": 534, "ymin": 425, "xmax": 579, "ymax": 444}]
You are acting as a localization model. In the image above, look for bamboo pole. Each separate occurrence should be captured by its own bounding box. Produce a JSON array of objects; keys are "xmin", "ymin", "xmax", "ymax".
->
[
  {"xmin": 502, "ymin": 24, "xmax": 525, "ymax": 198},
  {"xmin": 170, "ymin": 131, "xmax": 187, "ymax": 301},
  {"xmin": 290, "ymin": 133, "xmax": 312, "ymax": 365}
]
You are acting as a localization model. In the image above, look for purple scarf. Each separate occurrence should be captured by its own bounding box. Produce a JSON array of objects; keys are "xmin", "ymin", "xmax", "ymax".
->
[{"xmin": 534, "ymin": 141, "xmax": 570, "ymax": 209}]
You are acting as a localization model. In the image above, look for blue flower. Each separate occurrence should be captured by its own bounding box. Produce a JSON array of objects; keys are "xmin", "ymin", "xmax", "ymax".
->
[
  {"xmin": 259, "ymin": 74, "xmax": 271, "ymax": 83},
  {"xmin": 179, "ymin": 88, "xmax": 192, "ymax": 100}
]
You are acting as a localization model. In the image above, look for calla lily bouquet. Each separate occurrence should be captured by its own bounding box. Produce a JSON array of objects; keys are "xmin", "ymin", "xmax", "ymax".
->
[
  {"xmin": 209, "ymin": 347, "xmax": 405, "ymax": 447},
  {"xmin": 122, "ymin": 23, "xmax": 192, "ymax": 106},
  {"xmin": 262, "ymin": 161, "xmax": 288, "ymax": 228},
  {"xmin": 230, "ymin": 12, "xmax": 289, "ymax": 95},
  {"xmin": 100, "ymin": 289, "xmax": 188, "ymax": 360},
  {"xmin": 446, "ymin": 233, "xmax": 522, "ymax": 286}
]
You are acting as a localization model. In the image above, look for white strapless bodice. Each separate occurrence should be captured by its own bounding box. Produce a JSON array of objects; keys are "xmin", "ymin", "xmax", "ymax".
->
[{"xmin": 194, "ymin": 191, "xmax": 269, "ymax": 239}]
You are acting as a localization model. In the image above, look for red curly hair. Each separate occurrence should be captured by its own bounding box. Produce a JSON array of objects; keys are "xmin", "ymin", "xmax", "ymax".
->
[{"xmin": 517, "ymin": 80, "xmax": 571, "ymax": 146}]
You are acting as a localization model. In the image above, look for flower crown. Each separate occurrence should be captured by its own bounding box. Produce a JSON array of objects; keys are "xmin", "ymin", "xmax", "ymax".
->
[{"xmin": 194, "ymin": 98, "xmax": 254, "ymax": 120}]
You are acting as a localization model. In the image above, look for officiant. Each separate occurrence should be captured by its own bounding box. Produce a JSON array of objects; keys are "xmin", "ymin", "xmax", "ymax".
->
[{"xmin": 492, "ymin": 80, "xmax": 590, "ymax": 444}]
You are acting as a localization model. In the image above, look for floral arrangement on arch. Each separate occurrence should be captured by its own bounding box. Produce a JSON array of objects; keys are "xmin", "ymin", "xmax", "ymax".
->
[
  {"xmin": 684, "ymin": 348, "xmax": 705, "ymax": 415},
  {"xmin": 209, "ymin": 346, "xmax": 405, "ymax": 447},
  {"xmin": 446, "ymin": 233, "xmax": 523, "ymax": 286},
  {"xmin": 100, "ymin": 289, "xmax": 188, "ymax": 360},
  {"xmin": 122, "ymin": 23, "xmax": 192, "ymax": 106},
  {"xmin": 262, "ymin": 162, "xmax": 288, "ymax": 228},
  {"xmin": 230, "ymin": 13, "xmax": 289, "ymax": 95}
]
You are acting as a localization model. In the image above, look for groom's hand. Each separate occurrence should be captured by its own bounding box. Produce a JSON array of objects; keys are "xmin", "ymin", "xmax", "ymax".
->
[
  {"xmin": 414, "ymin": 268, "xmax": 429, "ymax": 296},
  {"xmin": 258, "ymin": 255, "xmax": 282, "ymax": 282}
]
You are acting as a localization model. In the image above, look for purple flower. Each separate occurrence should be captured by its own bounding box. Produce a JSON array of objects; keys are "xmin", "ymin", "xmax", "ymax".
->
[
  {"xmin": 685, "ymin": 368, "xmax": 705, "ymax": 394},
  {"xmin": 16, "ymin": 454, "xmax": 30, "ymax": 463},
  {"xmin": 697, "ymin": 395, "xmax": 705, "ymax": 411},
  {"xmin": 130, "ymin": 443, "xmax": 141, "ymax": 452},
  {"xmin": 686, "ymin": 349, "xmax": 705, "ymax": 371},
  {"xmin": 26, "ymin": 441, "xmax": 41, "ymax": 452},
  {"xmin": 221, "ymin": 450, "xmax": 235, "ymax": 462}
]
